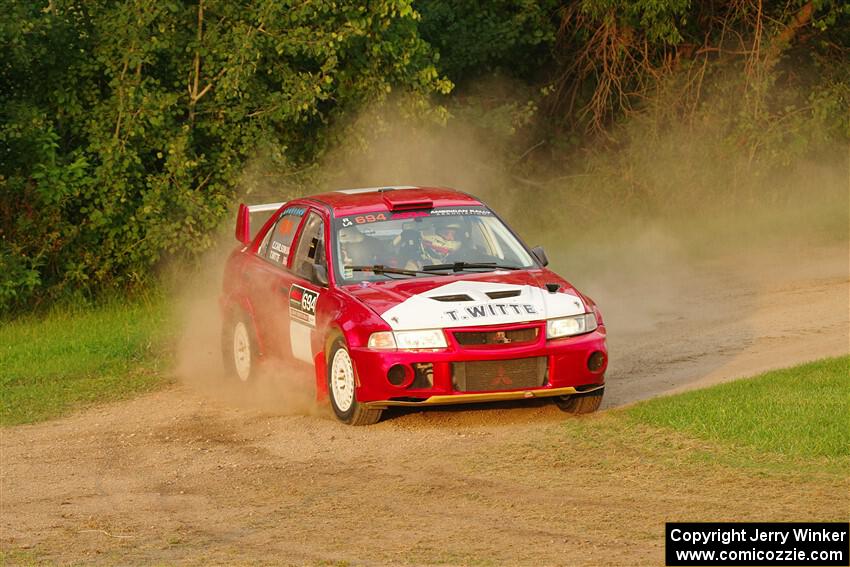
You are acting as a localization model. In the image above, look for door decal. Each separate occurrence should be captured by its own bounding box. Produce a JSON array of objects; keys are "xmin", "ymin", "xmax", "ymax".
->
[
  {"xmin": 289, "ymin": 284, "xmax": 319, "ymax": 327},
  {"xmin": 288, "ymin": 284, "xmax": 319, "ymax": 364}
]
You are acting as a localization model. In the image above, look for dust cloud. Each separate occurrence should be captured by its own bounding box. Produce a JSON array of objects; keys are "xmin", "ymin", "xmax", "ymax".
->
[
  {"xmin": 321, "ymin": 98, "xmax": 847, "ymax": 331},
  {"xmin": 172, "ymin": 94, "xmax": 848, "ymax": 414},
  {"xmin": 172, "ymin": 243, "xmax": 325, "ymax": 418}
]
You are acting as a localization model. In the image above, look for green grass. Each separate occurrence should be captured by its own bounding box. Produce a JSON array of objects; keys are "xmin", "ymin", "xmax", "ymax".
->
[
  {"xmin": 627, "ymin": 356, "xmax": 850, "ymax": 461},
  {"xmin": 0, "ymin": 295, "xmax": 172, "ymax": 426}
]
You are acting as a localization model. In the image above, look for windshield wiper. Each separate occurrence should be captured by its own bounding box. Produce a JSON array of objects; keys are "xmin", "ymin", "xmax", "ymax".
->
[
  {"xmin": 348, "ymin": 265, "xmax": 434, "ymax": 278},
  {"xmin": 422, "ymin": 262, "xmax": 521, "ymax": 272}
]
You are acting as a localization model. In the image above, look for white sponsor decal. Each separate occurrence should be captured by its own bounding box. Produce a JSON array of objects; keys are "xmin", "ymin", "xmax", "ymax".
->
[
  {"xmin": 289, "ymin": 284, "xmax": 318, "ymax": 327},
  {"xmin": 379, "ymin": 280, "xmax": 585, "ymax": 330},
  {"xmin": 289, "ymin": 321, "xmax": 313, "ymax": 364},
  {"xmin": 289, "ymin": 284, "xmax": 319, "ymax": 363},
  {"xmin": 431, "ymin": 207, "xmax": 492, "ymax": 216}
]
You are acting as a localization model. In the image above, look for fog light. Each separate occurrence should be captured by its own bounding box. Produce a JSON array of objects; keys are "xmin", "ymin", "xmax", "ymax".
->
[
  {"xmin": 587, "ymin": 351, "xmax": 606, "ymax": 372},
  {"xmin": 387, "ymin": 364, "xmax": 413, "ymax": 387}
]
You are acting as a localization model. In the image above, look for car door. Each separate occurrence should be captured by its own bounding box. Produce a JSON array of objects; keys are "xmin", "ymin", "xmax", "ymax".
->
[
  {"xmin": 245, "ymin": 206, "xmax": 307, "ymax": 360},
  {"xmin": 286, "ymin": 209, "xmax": 329, "ymax": 366}
]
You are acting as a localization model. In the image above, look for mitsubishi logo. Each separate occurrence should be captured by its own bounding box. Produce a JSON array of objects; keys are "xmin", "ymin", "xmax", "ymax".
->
[
  {"xmin": 490, "ymin": 365, "xmax": 513, "ymax": 386},
  {"xmin": 494, "ymin": 331, "xmax": 512, "ymax": 344}
]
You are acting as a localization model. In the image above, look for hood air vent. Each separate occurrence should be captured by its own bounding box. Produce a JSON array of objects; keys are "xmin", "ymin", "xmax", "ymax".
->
[
  {"xmin": 431, "ymin": 294, "xmax": 474, "ymax": 302},
  {"xmin": 485, "ymin": 290, "xmax": 521, "ymax": 300}
]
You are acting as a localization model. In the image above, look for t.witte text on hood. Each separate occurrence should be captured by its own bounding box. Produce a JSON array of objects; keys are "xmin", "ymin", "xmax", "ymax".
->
[{"xmin": 379, "ymin": 281, "xmax": 586, "ymax": 330}]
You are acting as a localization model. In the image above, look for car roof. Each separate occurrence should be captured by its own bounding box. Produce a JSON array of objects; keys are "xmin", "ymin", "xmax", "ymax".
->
[{"xmin": 302, "ymin": 186, "xmax": 483, "ymax": 217}]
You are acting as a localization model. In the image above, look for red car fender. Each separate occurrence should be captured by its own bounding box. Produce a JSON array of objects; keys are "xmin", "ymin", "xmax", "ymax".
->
[
  {"xmin": 315, "ymin": 323, "xmax": 376, "ymax": 400},
  {"xmin": 313, "ymin": 350, "xmax": 329, "ymax": 401},
  {"xmin": 314, "ymin": 325, "xmax": 346, "ymax": 401},
  {"xmin": 579, "ymin": 292, "xmax": 604, "ymax": 326},
  {"xmin": 316, "ymin": 292, "xmax": 393, "ymax": 400}
]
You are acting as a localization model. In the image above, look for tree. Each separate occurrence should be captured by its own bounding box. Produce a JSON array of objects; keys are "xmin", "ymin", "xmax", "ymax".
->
[
  {"xmin": 548, "ymin": 0, "xmax": 850, "ymax": 132},
  {"xmin": 0, "ymin": 0, "xmax": 450, "ymax": 311}
]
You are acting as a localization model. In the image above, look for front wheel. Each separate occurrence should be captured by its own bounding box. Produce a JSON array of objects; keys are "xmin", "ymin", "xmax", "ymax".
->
[
  {"xmin": 327, "ymin": 339, "xmax": 382, "ymax": 426},
  {"xmin": 553, "ymin": 388, "xmax": 604, "ymax": 414}
]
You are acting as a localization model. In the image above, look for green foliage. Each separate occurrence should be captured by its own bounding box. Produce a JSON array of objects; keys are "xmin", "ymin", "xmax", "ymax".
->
[
  {"xmin": 576, "ymin": 0, "xmax": 689, "ymax": 44},
  {"xmin": 0, "ymin": 0, "xmax": 449, "ymax": 312},
  {"xmin": 3, "ymin": 0, "xmax": 849, "ymax": 313},
  {"xmin": 416, "ymin": 0, "xmax": 560, "ymax": 83}
]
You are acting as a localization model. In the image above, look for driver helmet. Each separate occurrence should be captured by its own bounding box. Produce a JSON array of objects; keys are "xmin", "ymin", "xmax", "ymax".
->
[{"xmin": 422, "ymin": 218, "xmax": 463, "ymax": 260}]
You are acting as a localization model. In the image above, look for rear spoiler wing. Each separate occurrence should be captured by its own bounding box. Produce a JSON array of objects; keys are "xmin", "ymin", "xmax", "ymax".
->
[{"xmin": 235, "ymin": 202, "xmax": 284, "ymax": 244}]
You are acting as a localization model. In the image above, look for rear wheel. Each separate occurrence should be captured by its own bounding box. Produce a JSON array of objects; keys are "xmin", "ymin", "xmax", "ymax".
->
[
  {"xmin": 554, "ymin": 388, "xmax": 604, "ymax": 414},
  {"xmin": 327, "ymin": 339, "xmax": 382, "ymax": 426},
  {"xmin": 222, "ymin": 314, "xmax": 258, "ymax": 383}
]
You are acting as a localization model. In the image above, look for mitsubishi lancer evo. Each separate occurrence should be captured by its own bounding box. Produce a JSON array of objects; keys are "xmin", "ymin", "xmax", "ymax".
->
[{"xmin": 220, "ymin": 186, "xmax": 607, "ymax": 425}]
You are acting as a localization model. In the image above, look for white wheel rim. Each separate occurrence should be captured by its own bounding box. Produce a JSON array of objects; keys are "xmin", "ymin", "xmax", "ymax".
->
[
  {"xmin": 331, "ymin": 348, "xmax": 355, "ymax": 412},
  {"xmin": 233, "ymin": 321, "xmax": 252, "ymax": 382}
]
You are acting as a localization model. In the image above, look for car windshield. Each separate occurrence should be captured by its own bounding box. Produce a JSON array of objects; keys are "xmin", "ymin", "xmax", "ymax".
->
[{"xmin": 332, "ymin": 206, "xmax": 537, "ymax": 282}]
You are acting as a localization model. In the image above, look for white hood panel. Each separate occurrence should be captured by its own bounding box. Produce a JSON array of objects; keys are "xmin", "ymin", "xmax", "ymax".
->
[{"xmin": 379, "ymin": 280, "xmax": 585, "ymax": 330}]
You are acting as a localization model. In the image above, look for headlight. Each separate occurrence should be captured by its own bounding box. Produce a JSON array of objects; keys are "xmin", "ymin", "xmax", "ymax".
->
[
  {"xmin": 546, "ymin": 313, "xmax": 598, "ymax": 339},
  {"xmin": 396, "ymin": 330, "xmax": 447, "ymax": 349},
  {"xmin": 367, "ymin": 329, "xmax": 447, "ymax": 350},
  {"xmin": 367, "ymin": 331, "xmax": 397, "ymax": 349}
]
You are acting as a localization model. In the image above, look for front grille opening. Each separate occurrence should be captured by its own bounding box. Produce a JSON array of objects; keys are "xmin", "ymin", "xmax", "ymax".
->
[
  {"xmin": 452, "ymin": 357, "xmax": 548, "ymax": 392},
  {"xmin": 412, "ymin": 363, "xmax": 434, "ymax": 388},
  {"xmin": 485, "ymin": 290, "xmax": 521, "ymax": 299},
  {"xmin": 431, "ymin": 294, "xmax": 474, "ymax": 302},
  {"xmin": 454, "ymin": 327, "xmax": 539, "ymax": 346}
]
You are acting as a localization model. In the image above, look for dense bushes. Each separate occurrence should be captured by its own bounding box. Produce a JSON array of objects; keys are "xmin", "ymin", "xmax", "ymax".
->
[
  {"xmin": 0, "ymin": 0, "xmax": 449, "ymax": 311},
  {"xmin": 1, "ymin": 0, "xmax": 848, "ymax": 313}
]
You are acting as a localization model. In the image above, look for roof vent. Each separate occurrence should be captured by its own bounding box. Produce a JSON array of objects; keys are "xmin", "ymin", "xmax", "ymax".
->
[{"xmin": 382, "ymin": 193, "xmax": 433, "ymax": 211}]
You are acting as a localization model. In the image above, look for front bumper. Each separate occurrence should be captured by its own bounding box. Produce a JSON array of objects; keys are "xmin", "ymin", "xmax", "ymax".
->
[
  {"xmin": 362, "ymin": 384, "xmax": 604, "ymax": 408},
  {"xmin": 349, "ymin": 321, "xmax": 607, "ymax": 406}
]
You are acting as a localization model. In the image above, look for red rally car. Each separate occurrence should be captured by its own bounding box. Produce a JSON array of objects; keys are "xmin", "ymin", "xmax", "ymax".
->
[{"xmin": 220, "ymin": 186, "xmax": 608, "ymax": 425}]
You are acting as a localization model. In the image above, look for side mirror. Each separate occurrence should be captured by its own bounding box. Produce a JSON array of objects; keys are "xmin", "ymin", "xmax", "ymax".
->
[
  {"xmin": 531, "ymin": 246, "xmax": 549, "ymax": 267},
  {"xmin": 312, "ymin": 264, "xmax": 329, "ymax": 287}
]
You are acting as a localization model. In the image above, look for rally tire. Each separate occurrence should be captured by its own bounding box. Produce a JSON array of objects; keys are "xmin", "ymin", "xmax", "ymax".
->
[
  {"xmin": 327, "ymin": 339, "xmax": 382, "ymax": 426},
  {"xmin": 553, "ymin": 388, "xmax": 604, "ymax": 414},
  {"xmin": 222, "ymin": 313, "xmax": 258, "ymax": 383}
]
